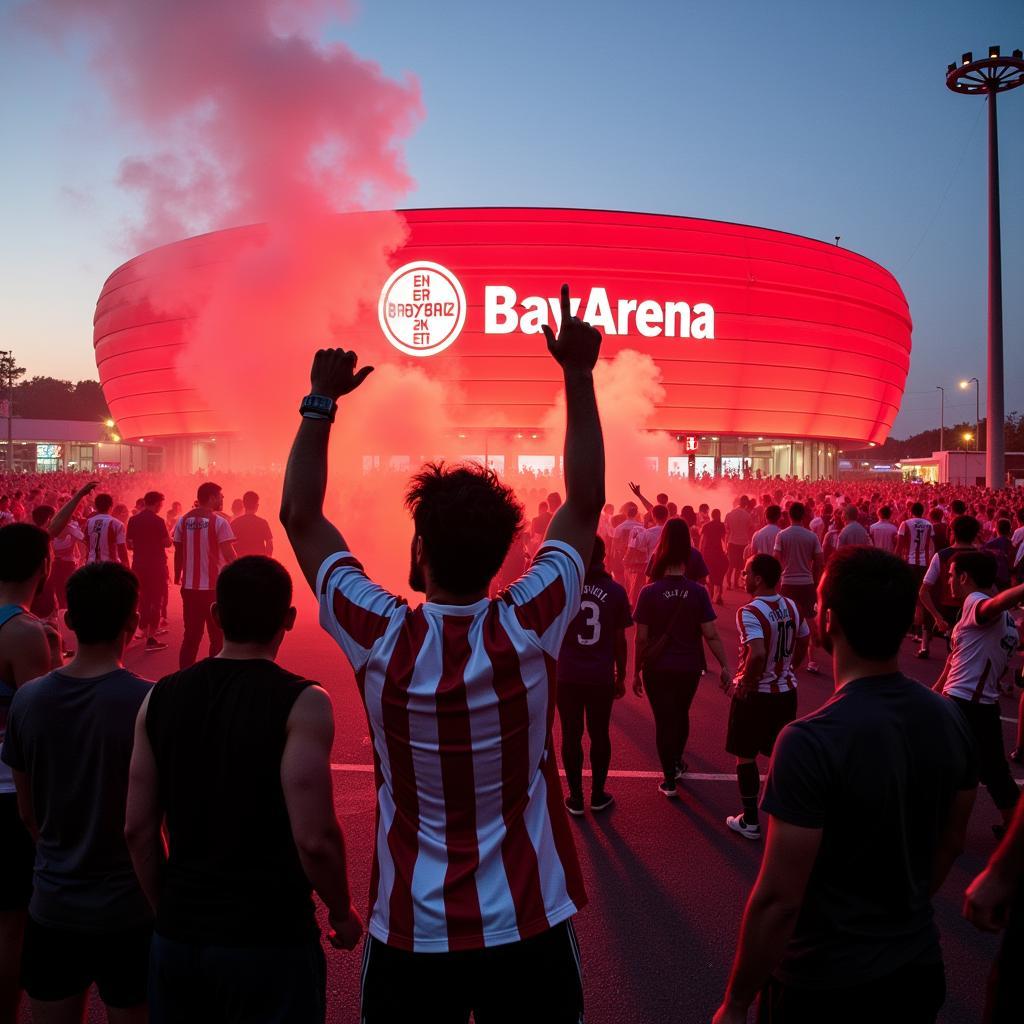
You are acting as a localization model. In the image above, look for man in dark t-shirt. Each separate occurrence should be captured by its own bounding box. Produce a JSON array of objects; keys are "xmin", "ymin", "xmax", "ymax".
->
[
  {"xmin": 126, "ymin": 490, "xmax": 171, "ymax": 652},
  {"xmin": 231, "ymin": 490, "xmax": 274, "ymax": 558},
  {"xmin": 125, "ymin": 557, "xmax": 362, "ymax": 1023},
  {"xmin": 714, "ymin": 547, "xmax": 976, "ymax": 1024},
  {"xmin": 556, "ymin": 536, "xmax": 632, "ymax": 815},
  {"xmin": 2, "ymin": 562, "xmax": 152, "ymax": 1020}
]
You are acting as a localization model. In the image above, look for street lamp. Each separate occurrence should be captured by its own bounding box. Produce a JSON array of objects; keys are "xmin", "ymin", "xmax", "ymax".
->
[
  {"xmin": 936, "ymin": 386, "xmax": 945, "ymax": 451},
  {"xmin": 959, "ymin": 377, "xmax": 980, "ymax": 450},
  {"xmin": 946, "ymin": 46, "xmax": 1024, "ymax": 487},
  {"xmin": 963, "ymin": 432, "xmax": 973, "ymax": 450}
]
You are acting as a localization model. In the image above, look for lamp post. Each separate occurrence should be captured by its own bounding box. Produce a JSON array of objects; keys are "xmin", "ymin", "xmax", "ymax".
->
[
  {"xmin": 946, "ymin": 46, "xmax": 1024, "ymax": 488},
  {"xmin": 936, "ymin": 386, "xmax": 945, "ymax": 452},
  {"xmin": 959, "ymin": 378, "xmax": 980, "ymax": 451}
]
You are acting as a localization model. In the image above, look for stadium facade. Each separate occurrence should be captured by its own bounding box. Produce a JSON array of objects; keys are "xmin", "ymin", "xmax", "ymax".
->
[{"xmin": 94, "ymin": 208, "xmax": 913, "ymax": 478}]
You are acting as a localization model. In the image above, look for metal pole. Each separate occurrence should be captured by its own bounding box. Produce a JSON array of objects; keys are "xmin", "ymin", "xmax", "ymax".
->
[
  {"xmin": 986, "ymin": 88, "xmax": 1005, "ymax": 487},
  {"xmin": 937, "ymin": 386, "xmax": 945, "ymax": 452},
  {"xmin": 4, "ymin": 352, "xmax": 12, "ymax": 473},
  {"xmin": 975, "ymin": 380, "xmax": 980, "ymax": 453}
]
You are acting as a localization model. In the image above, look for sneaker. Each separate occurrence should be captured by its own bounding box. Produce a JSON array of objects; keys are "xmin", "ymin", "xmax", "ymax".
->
[
  {"xmin": 675, "ymin": 759, "xmax": 689, "ymax": 780},
  {"xmin": 658, "ymin": 780, "xmax": 678, "ymax": 799},
  {"xmin": 1010, "ymin": 748, "xmax": 1023, "ymax": 765},
  {"xmin": 806, "ymin": 661, "xmax": 820, "ymax": 674},
  {"xmin": 156, "ymin": 627, "xmax": 169, "ymax": 636},
  {"xmin": 145, "ymin": 638, "xmax": 169, "ymax": 652},
  {"xmin": 726, "ymin": 814, "xmax": 762, "ymax": 840},
  {"xmin": 590, "ymin": 791, "xmax": 615, "ymax": 813},
  {"xmin": 135, "ymin": 632, "xmax": 145, "ymax": 641},
  {"xmin": 564, "ymin": 794, "xmax": 585, "ymax": 817}
]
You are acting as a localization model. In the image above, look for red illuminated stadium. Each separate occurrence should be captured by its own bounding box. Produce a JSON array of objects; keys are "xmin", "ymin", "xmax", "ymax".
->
[{"xmin": 94, "ymin": 208, "xmax": 912, "ymax": 478}]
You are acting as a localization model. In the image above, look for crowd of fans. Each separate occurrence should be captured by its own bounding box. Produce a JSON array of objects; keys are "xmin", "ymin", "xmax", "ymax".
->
[{"xmin": 0, "ymin": 315, "xmax": 1022, "ymax": 1020}]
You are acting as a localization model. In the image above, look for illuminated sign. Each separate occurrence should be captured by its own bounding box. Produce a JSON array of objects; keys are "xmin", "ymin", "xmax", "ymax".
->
[
  {"xmin": 378, "ymin": 261, "xmax": 467, "ymax": 357},
  {"xmin": 484, "ymin": 286, "xmax": 715, "ymax": 339},
  {"xmin": 378, "ymin": 262, "xmax": 715, "ymax": 357},
  {"xmin": 683, "ymin": 435, "xmax": 699, "ymax": 453}
]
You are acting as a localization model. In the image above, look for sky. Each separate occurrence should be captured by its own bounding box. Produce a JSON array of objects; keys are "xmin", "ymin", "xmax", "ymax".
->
[{"xmin": 0, "ymin": 0, "xmax": 1020, "ymax": 438}]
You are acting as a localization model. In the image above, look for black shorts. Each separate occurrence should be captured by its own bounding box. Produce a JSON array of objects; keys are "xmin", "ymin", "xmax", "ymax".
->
[
  {"xmin": 728, "ymin": 544, "xmax": 746, "ymax": 570},
  {"xmin": 21, "ymin": 917, "xmax": 151, "ymax": 1007},
  {"xmin": 726, "ymin": 689, "xmax": 799, "ymax": 759},
  {"xmin": 780, "ymin": 584, "xmax": 817, "ymax": 621},
  {"xmin": 360, "ymin": 919, "xmax": 583, "ymax": 1024},
  {"xmin": 0, "ymin": 792, "xmax": 34, "ymax": 911}
]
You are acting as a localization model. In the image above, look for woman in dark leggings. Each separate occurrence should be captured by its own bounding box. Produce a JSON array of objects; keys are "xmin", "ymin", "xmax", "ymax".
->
[{"xmin": 633, "ymin": 520, "xmax": 732, "ymax": 797}]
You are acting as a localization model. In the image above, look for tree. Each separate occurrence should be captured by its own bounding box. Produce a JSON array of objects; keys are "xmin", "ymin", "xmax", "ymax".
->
[
  {"xmin": 12, "ymin": 376, "xmax": 111, "ymax": 421},
  {"xmin": 0, "ymin": 353, "xmax": 25, "ymax": 391}
]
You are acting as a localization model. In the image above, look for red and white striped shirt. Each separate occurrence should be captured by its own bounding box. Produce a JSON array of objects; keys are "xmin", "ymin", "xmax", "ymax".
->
[
  {"xmin": 318, "ymin": 541, "xmax": 587, "ymax": 952},
  {"xmin": 736, "ymin": 595, "xmax": 809, "ymax": 694},
  {"xmin": 172, "ymin": 510, "xmax": 234, "ymax": 591},
  {"xmin": 85, "ymin": 514, "xmax": 126, "ymax": 564}
]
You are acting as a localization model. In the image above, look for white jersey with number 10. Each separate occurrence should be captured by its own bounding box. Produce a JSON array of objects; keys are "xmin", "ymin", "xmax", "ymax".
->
[{"xmin": 736, "ymin": 595, "xmax": 810, "ymax": 694}]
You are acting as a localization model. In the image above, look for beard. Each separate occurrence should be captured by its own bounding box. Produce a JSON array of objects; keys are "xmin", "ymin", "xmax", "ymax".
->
[{"xmin": 408, "ymin": 537, "xmax": 426, "ymax": 593}]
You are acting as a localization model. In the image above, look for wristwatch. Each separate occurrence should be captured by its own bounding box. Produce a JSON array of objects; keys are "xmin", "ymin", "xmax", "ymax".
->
[{"xmin": 299, "ymin": 394, "xmax": 337, "ymax": 423}]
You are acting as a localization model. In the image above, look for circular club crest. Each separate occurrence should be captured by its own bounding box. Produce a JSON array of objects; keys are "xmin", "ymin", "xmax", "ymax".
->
[{"xmin": 377, "ymin": 261, "xmax": 467, "ymax": 357}]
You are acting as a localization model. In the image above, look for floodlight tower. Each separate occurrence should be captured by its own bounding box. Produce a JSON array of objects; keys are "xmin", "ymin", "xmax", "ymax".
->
[{"xmin": 946, "ymin": 47, "xmax": 1024, "ymax": 488}]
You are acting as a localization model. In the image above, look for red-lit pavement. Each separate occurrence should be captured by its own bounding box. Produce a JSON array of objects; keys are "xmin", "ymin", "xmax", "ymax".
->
[{"xmin": 93, "ymin": 583, "xmax": 1018, "ymax": 1024}]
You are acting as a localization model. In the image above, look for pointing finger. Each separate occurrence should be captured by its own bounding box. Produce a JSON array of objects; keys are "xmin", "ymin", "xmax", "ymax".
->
[{"xmin": 559, "ymin": 283, "xmax": 571, "ymax": 327}]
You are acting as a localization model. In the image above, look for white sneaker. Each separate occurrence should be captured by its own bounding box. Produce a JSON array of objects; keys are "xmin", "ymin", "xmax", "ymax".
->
[
  {"xmin": 806, "ymin": 661, "xmax": 821, "ymax": 675},
  {"xmin": 726, "ymin": 814, "xmax": 761, "ymax": 840}
]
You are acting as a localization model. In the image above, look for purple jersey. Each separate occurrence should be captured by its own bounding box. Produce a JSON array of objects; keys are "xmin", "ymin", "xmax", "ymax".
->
[{"xmin": 556, "ymin": 571, "xmax": 633, "ymax": 686}]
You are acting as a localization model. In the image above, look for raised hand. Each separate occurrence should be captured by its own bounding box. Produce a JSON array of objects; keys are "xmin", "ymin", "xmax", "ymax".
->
[
  {"xmin": 310, "ymin": 348, "xmax": 374, "ymax": 401},
  {"xmin": 541, "ymin": 284, "xmax": 601, "ymax": 372},
  {"xmin": 628, "ymin": 482, "xmax": 643, "ymax": 499}
]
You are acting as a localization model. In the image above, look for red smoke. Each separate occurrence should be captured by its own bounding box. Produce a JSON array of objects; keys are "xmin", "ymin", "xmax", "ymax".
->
[{"xmin": 24, "ymin": 0, "xmax": 421, "ymax": 246}]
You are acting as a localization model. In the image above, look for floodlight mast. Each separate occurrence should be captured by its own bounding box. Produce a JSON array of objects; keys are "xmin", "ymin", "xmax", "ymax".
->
[{"xmin": 945, "ymin": 48, "xmax": 1023, "ymax": 488}]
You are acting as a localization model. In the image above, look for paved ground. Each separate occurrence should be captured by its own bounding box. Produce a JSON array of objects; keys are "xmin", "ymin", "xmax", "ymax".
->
[{"xmin": 65, "ymin": 573, "xmax": 1021, "ymax": 1023}]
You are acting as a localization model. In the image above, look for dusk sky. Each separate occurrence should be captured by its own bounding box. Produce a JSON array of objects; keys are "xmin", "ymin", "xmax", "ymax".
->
[{"xmin": 0, "ymin": 0, "xmax": 1020, "ymax": 438}]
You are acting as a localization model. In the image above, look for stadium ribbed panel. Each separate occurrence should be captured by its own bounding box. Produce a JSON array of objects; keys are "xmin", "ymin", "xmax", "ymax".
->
[{"xmin": 94, "ymin": 208, "xmax": 911, "ymax": 444}]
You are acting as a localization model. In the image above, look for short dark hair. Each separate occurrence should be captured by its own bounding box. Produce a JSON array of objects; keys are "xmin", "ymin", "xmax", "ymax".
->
[
  {"xmin": 216, "ymin": 557, "xmax": 293, "ymax": 643},
  {"xmin": 951, "ymin": 550, "xmax": 998, "ymax": 590},
  {"xmin": 652, "ymin": 504, "xmax": 669, "ymax": 524},
  {"xmin": 94, "ymin": 493, "xmax": 113, "ymax": 513},
  {"xmin": 243, "ymin": 490, "xmax": 259, "ymax": 509},
  {"xmin": 911, "ymin": 502, "xmax": 924, "ymax": 517},
  {"xmin": 0, "ymin": 524, "xmax": 51, "ymax": 583},
  {"xmin": 880, "ymin": 505, "xmax": 892, "ymax": 519},
  {"xmin": 144, "ymin": 491, "xmax": 164, "ymax": 506},
  {"xmin": 951, "ymin": 499, "xmax": 966, "ymax": 515},
  {"xmin": 951, "ymin": 515, "xmax": 981, "ymax": 544},
  {"xmin": 589, "ymin": 535, "xmax": 606, "ymax": 571},
  {"xmin": 789, "ymin": 501, "xmax": 805, "ymax": 522},
  {"xmin": 749, "ymin": 553, "xmax": 781, "ymax": 589},
  {"xmin": 406, "ymin": 463, "xmax": 523, "ymax": 595},
  {"xmin": 197, "ymin": 482, "xmax": 221, "ymax": 505},
  {"xmin": 998, "ymin": 518, "xmax": 1012, "ymax": 537},
  {"xmin": 31, "ymin": 505, "xmax": 55, "ymax": 527},
  {"xmin": 820, "ymin": 547, "xmax": 917, "ymax": 661},
  {"xmin": 765, "ymin": 505, "xmax": 781, "ymax": 523},
  {"xmin": 66, "ymin": 563, "xmax": 139, "ymax": 643}
]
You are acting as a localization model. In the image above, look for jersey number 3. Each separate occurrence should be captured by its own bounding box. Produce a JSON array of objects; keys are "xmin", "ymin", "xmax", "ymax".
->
[{"xmin": 577, "ymin": 601, "xmax": 601, "ymax": 646}]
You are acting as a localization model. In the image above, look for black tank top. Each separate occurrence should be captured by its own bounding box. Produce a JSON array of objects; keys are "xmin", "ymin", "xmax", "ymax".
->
[{"xmin": 146, "ymin": 658, "xmax": 316, "ymax": 945}]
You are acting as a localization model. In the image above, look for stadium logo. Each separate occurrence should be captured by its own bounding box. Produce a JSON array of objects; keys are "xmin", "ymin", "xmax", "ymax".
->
[
  {"xmin": 378, "ymin": 261, "xmax": 467, "ymax": 358},
  {"xmin": 378, "ymin": 262, "xmax": 717, "ymax": 357}
]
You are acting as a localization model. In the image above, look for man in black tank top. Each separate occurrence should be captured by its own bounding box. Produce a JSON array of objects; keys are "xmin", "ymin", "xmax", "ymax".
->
[{"xmin": 125, "ymin": 556, "xmax": 362, "ymax": 1024}]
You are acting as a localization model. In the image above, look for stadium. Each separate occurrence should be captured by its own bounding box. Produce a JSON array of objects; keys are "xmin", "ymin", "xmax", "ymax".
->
[{"xmin": 93, "ymin": 208, "xmax": 913, "ymax": 478}]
